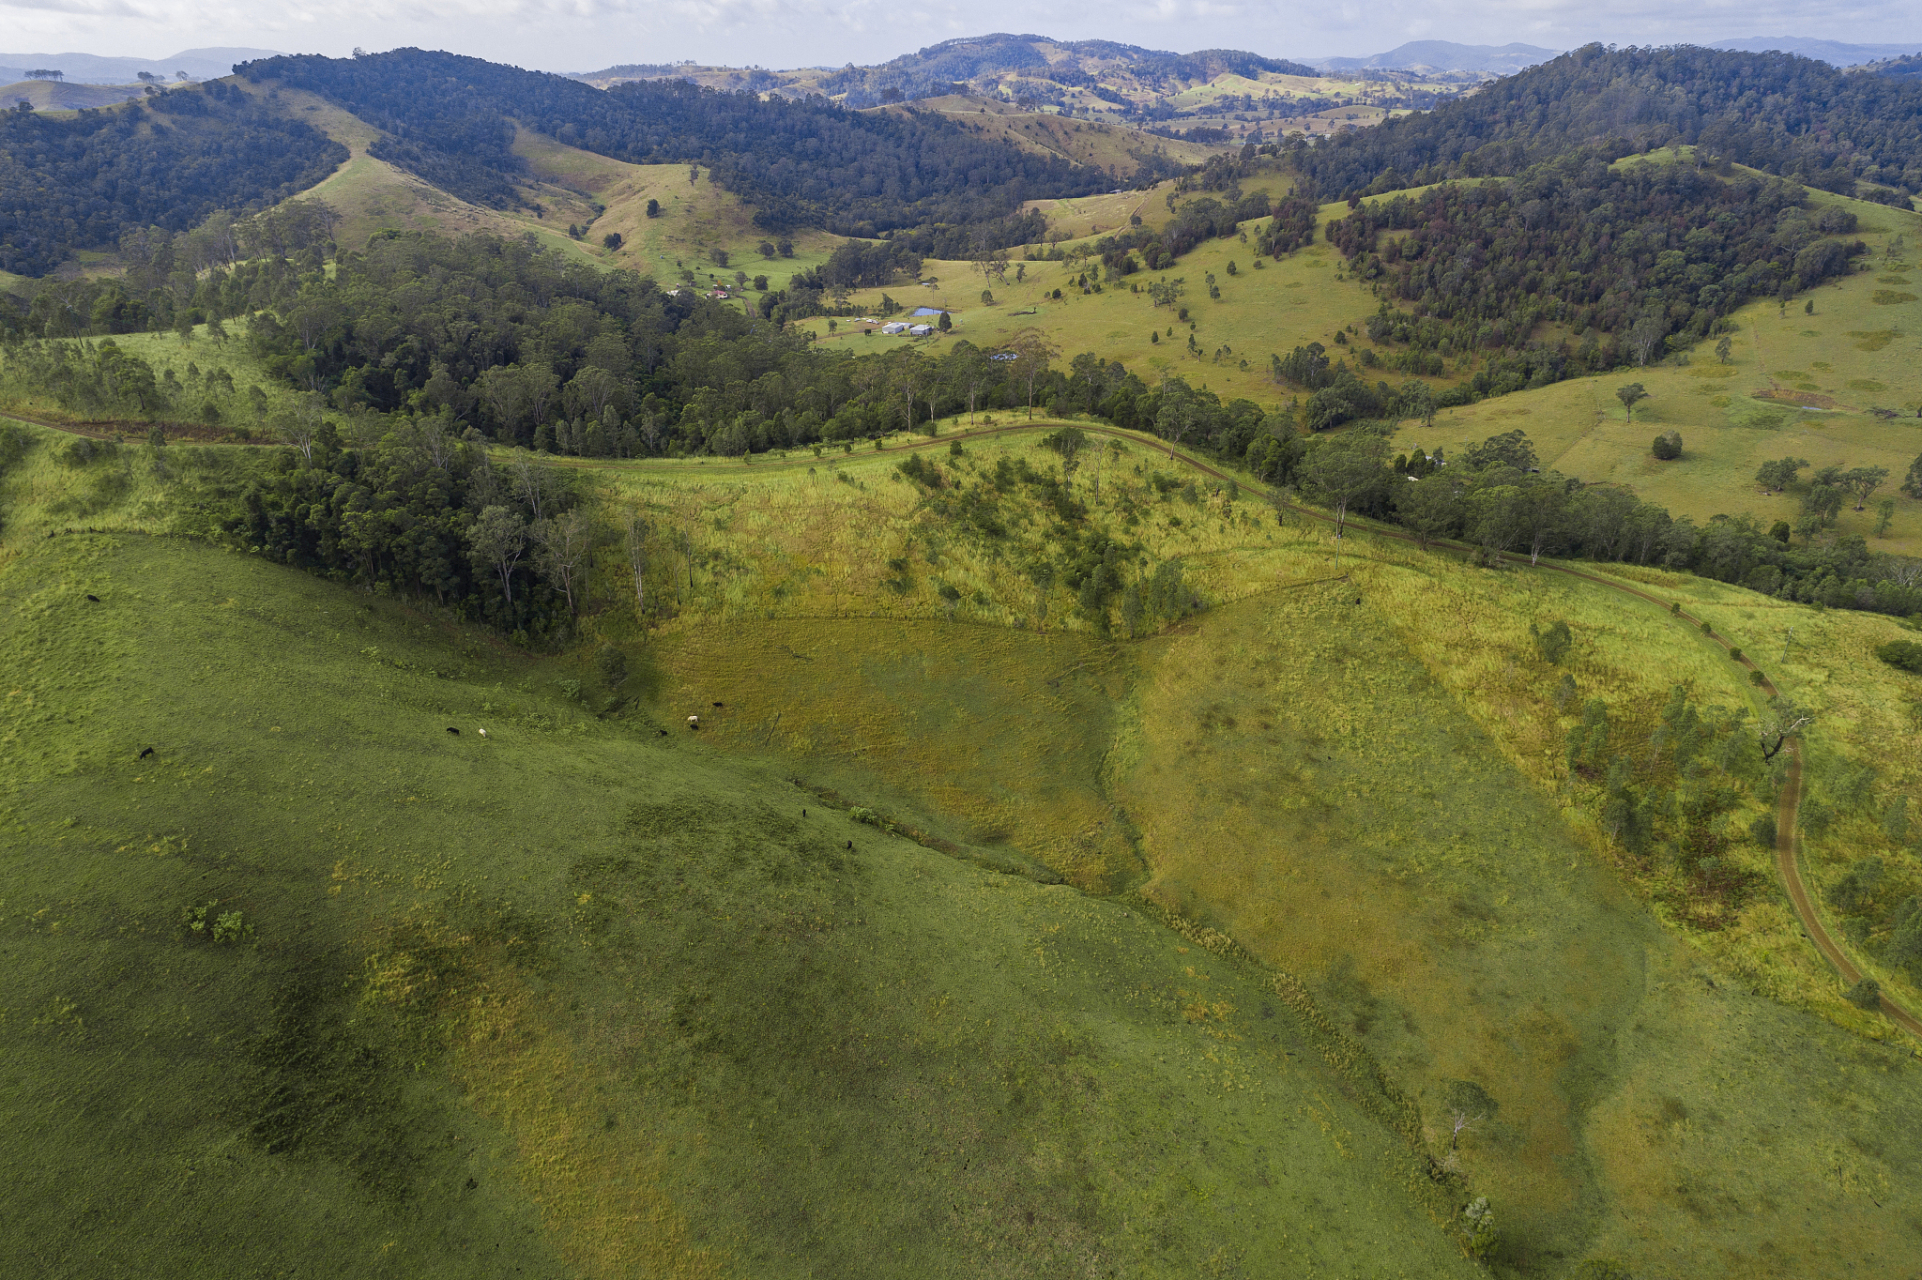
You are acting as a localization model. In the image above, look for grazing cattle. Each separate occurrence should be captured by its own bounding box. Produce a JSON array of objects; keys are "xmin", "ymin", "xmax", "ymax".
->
[
  {"xmin": 802, "ymin": 808, "xmax": 807, "ymax": 817},
  {"xmin": 845, "ymin": 840, "xmax": 853, "ymax": 850},
  {"xmin": 86, "ymin": 594, "xmax": 100, "ymax": 603},
  {"xmin": 712, "ymin": 701, "xmax": 724, "ymax": 708},
  {"xmin": 657, "ymin": 728, "xmax": 668, "ymax": 736},
  {"xmin": 447, "ymin": 727, "xmax": 460, "ymax": 735},
  {"xmin": 138, "ymin": 747, "xmax": 154, "ymax": 760},
  {"xmin": 687, "ymin": 715, "xmax": 700, "ymax": 729},
  {"xmin": 477, "ymin": 728, "xmax": 488, "ymax": 738}
]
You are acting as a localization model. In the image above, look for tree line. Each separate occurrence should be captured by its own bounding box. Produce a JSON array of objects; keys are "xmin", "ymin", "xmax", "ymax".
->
[
  {"xmin": 1286, "ymin": 429, "xmax": 1922, "ymax": 620},
  {"xmin": 12, "ymin": 224, "xmax": 1918, "ymax": 633}
]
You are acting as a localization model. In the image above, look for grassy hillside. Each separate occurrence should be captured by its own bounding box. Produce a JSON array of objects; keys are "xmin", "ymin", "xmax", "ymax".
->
[
  {"xmin": 794, "ymin": 188, "xmax": 1386, "ymax": 408},
  {"xmin": 510, "ymin": 130, "xmax": 843, "ymax": 293},
  {"xmin": 897, "ymin": 97, "xmax": 1219, "ymax": 170},
  {"xmin": 574, "ymin": 423, "xmax": 1922, "ymax": 1278},
  {"xmin": 1395, "ymin": 186, "xmax": 1922, "ymax": 556},
  {"xmin": 0, "ymin": 325, "xmax": 297, "ymax": 440},
  {"xmin": 0, "ymin": 418, "xmax": 1494, "ymax": 1277},
  {"xmin": 0, "ymin": 79, "xmax": 145, "ymax": 110}
]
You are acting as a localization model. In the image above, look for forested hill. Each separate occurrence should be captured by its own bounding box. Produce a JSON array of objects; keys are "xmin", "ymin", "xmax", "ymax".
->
[
  {"xmin": 1292, "ymin": 44, "xmax": 1922, "ymax": 203},
  {"xmin": 240, "ymin": 50, "xmax": 1136, "ymax": 235},
  {"xmin": 0, "ymin": 81, "xmax": 346, "ymax": 277},
  {"xmin": 803, "ymin": 34, "xmax": 1318, "ymax": 105}
]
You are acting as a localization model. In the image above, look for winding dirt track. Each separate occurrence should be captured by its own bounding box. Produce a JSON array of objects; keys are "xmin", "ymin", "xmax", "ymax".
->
[{"xmin": 9, "ymin": 407, "xmax": 1917, "ymax": 1037}]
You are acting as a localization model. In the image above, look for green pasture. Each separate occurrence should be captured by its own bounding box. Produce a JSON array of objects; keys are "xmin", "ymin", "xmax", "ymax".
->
[
  {"xmin": 919, "ymin": 98, "xmax": 1220, "ymax": 173},
  {"xmin": 1393, "ymin": 188, "xmax": 1922, "ymax": 555},
  {"xmin": 564, "ymin": 425, "xmax": 1922, "ymax": 1278},
  {"xmin": 511, "ymin": 135, "xmax": 843, "ymax": 292},
  {"xmin": 0, "ymin": 422, "xmax": 1482, "ymax": 1278},
  {"xmin": 796, "ymin": 194, "xmax": 1386, "ymax": 403},
  {"xmin": 581, "ymin": 425, "xmax": 1922, "ymax": 1020}
]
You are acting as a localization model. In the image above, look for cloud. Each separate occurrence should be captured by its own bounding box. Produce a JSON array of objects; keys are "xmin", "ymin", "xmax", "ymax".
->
[
  {"xmin": 0, "ymin": 0, "xmax": 141, "ymax": 15},
  {"xmin": 2, "ymin": 0, "xmax": 1919, "ymax": 70}
]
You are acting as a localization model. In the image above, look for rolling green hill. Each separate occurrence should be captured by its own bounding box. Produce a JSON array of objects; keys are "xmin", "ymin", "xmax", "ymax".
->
[
  {"xmin": 9, "ymin": 410, "xmax": 1922, "ymax": 1278},
  {"xmin": 0, "ymin": 418, "xmax": 1491, "ymax": 1278}
]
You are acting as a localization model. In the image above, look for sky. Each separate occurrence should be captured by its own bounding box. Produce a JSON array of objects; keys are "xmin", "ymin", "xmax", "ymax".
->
[{"xmin": 3, "ymin": 0, "xmax": 1921, "ymax": 74}]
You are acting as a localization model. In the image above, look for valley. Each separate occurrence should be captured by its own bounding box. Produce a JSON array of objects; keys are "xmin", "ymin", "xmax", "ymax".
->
[{"xmin": 4, "ymin": 32, "xmax": 1922, "ymax": 1280}]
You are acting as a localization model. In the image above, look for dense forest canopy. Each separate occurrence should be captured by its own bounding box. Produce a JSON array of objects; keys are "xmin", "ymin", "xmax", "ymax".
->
[
  {"xmin": 0, "ymin": 81, "xmax": 347, "ymax": 277},
  {"xmin": 1292, "ymin": 44, "xmax": 1922, "ymax": 202},
  {"xmin": 240, "ymin": 50, "xmax": 1152, "ymax": 235},
  {"xmin": 1322, "ymin": 154, "xmax": 1863, "ymax": 383}
]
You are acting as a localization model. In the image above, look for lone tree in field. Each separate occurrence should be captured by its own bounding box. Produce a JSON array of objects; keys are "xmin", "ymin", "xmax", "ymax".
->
[
  {"xmin": 1651, "ymin": 430, "xmax": 1682, "ymax": 460},
  {"xmin": 1617, "ymin": 383, "xmax": 1649, "ymax": 421},
  {"xmin": 1715, "ymin": 335, "xmax": 1732, "ymax": 364},
  {"xmin": 1905, "ymin": 450, "xmax": 1922, "ymax": 499},
  {"xmin": 602, "ymin": 232, "xmax": 623, "ymax": 251},
  {"xmin": 1756, "ymin": 457, "xmax": 1808, "ymax": 493},
  {"xmin": 645, "ymin": 199, "xmax": 661, "ymax": 218},
  {"xmin": 1843, "ymin": 465, "xmax": 1891, "ymax": 510}
]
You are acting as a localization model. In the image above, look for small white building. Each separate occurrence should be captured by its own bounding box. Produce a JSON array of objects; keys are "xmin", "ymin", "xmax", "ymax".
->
[
  {"xmin": 881, "ymin": 322, "xmax": 909, "ymax": 335},
  {"xmin": 908, "ymin": 324, "xmax": 933, "ymax": 337}
]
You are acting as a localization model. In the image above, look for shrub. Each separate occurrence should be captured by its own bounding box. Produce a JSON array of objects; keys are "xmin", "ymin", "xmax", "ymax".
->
[
  {"xmin": 1749, "ymin": 668, "xmax": 1768, "ymax": 686},
  {"xmin": 1532, "ymin": 619, "xmax": 1572, "ymax": 664},
  {"xmin": 1875, "ymin": 639, "xmax": 1922, "ymax": 673},
  {"xmin": 1749, "ymin": 813, "xmax": 1778, "ymax": 848},
  {"xmin": 1843, "ymin": 976, "xmax": 1882, "ymax": 1010},
  {"xmin": 602, "ymin": 232, "xmax": 623, "ymax": 251},
  {"xmin": 211, "ymin": 910, "xmax": 251, "ymax": 943},
  {"xmin": 1652, "ymin": 431, "xmax": 1683, "ymax": 460}
]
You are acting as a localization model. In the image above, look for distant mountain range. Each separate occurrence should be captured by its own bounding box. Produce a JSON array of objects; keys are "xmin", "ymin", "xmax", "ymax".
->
[
  {"xmin": 1311, "ymin": 42, "xmax": 1561, "ymax": 75},
  {"xmin": 1708, "ymin": 37, "xmax": 1922, "ymax": 65},
  {"xmin": 0, "ymin": 47, "xmax": 279, "ymax": 85},
  {"xmin": 578, "ymin": 34, "xmax": 1322, "ymax": 107}
]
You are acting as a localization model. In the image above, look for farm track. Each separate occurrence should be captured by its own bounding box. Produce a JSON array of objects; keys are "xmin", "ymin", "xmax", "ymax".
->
[{"xmin": 12, "ymin": 407, "xmax": 1918, "ymax": 1037}]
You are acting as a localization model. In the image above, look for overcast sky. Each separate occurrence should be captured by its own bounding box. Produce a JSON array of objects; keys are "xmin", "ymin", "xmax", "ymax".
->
[{"xmin": 5, "ymin": 0, "xmax": 1921, "ymax": 73}]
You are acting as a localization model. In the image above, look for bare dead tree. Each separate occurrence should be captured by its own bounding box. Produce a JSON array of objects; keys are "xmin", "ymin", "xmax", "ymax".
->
[
  {"xmin": 1450, "ymin": 1110, "xmax": 1482, "ymax": 1152},
  {"xmin": 1757, "ymin": 704, "xmax": 1814, "ymax": 763},
  {"xmin": 624, "ymin": 515, "xmax": 650, "ymax": 622}
]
